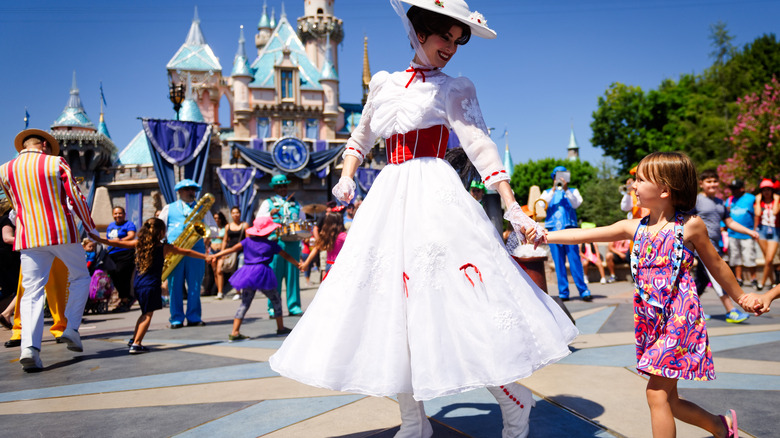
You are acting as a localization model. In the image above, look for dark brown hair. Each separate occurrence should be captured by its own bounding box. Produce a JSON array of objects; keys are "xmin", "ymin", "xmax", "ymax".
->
[
  {"xmin": 135, "ymin": 218, "xmax": 166, "ymax": 274},
  {"xmin": 637, "ymin": 151, "xmax": 698, "ymax": 212},
  {"xmin": 407, "ymin": 6, "xmax": 471, "ymax": 45},
  {"xmin": 317, "ymin": 212, "xmax": 346, "ymax": 254}
]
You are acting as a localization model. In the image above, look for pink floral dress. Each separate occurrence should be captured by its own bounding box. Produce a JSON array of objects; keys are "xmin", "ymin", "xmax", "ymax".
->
[{"xmin": 632, "ymin": 215, "xmax": 715, "ymax": 381}]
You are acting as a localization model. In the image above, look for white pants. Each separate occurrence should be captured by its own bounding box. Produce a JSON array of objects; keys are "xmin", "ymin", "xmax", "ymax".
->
[{"xmin": 20, "ymin": 243, "xmax": 90, "ymax": 350}]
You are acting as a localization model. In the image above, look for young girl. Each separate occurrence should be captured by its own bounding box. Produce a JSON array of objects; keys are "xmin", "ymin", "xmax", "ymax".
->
[
  {"xmin": 210, "ymin": 211, "xmax": 228, "ymax": 299},
  {"xmin": 754, "ymin": 178, "xmax": 780, "ymax": 289},
  {"xmin": 270, "ymin": 1, "xmax": 575, "ymax": 437},
  {"xmin": 542, "ymin": 152, "xmax": 746, "ymax": 438},
  {"xmin": 213, "ymin": 216, "xmax": 297, "ymax": 341},
  {"xmin": 299, "ymin": 212, "xmax": 346, "ymax": 280},
  {"xmin": 91, "ymin": 218, "xmax": 210, "ymax": 354}
]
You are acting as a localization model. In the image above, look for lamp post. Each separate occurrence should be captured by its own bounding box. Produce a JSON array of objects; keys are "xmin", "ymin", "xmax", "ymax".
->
[{"xmin": 168, "ymin": 74, "xmax": 186, "ymax": 120}]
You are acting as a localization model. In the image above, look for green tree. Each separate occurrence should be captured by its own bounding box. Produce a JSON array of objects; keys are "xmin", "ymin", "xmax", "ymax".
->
[
  {"xmin": 509, "ymin": 158, "xmax": 597, "ymax": 209},
  {"xmin": 578, "ymin": 160, "xmax": 627, "ymax": 226}
]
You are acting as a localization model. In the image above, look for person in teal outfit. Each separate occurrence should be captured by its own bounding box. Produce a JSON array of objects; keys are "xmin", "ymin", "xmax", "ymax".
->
[{"xmin": 255, "ymin": 174, "xmax": 303, "ymax": 316}]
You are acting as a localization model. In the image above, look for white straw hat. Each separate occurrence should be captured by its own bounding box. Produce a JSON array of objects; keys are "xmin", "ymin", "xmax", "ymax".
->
[{"xmin": 401, "ymin": 0, "xmax": 496, "ymax": 39}]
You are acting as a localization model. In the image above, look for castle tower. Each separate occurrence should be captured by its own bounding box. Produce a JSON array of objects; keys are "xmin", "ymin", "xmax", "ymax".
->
[
  {"xmin": 166, "ymin": 6, "xmax": 223, "ymax": 124},
  {"xmin": 362, "ymin": 35, "xmax": 371, "ymax": 105},
  {"xmin": 298, "ymin": 0, "xmax": 343, "ymax": 73},
  {"xmin": 255, "ymin": 1, "xmax": 273, "ymax": 55},
  {"xmin": 232, "ymin": 25, "xmax": 254, "ymax": 139},
  {"xmin": 51, "ymin": 71, "xmax": 116, "ymax": 181},
  {"xmin": 319, "ymin": 33, "xmax": 340, "ymax": 138},
  {"xmin": 567, "ymin": 127, "xmax": 580, "ymax": 160}
]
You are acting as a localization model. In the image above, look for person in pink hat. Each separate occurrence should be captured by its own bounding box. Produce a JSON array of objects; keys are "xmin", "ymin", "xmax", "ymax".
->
[
  {"xmin": 212, "ymin": 216, "xmax": 299, "ymax": 340},
  {"xmin": 269, "ymin": 1, "xmax": 576, "ymax": 437},
  {"xmin": 754, "ymin": 178, "xmax": 780, "ymax": 290}
]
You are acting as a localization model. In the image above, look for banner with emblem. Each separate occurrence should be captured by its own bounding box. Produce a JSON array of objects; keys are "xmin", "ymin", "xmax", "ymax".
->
[
  {"xmin": 142, "ymin": 119, "xmax": 211, "ymax": 204},
  {"xmin": 217, "ymin": 167, "xmax": 262, "ymax": 223}
]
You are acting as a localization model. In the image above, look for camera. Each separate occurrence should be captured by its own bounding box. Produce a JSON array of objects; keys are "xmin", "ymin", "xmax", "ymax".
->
[{"xmin": 554, "ymin": 171, "xmax": 570, "ymax": 189}]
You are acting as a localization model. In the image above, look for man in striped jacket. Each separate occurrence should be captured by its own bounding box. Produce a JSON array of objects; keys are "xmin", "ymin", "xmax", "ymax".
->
[{"xmin": 0, "ymin": 129, "xmax": 96, "ymax": 371}]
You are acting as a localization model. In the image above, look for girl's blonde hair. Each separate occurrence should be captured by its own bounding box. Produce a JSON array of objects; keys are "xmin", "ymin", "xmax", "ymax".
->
[
  {"xmin": 317, "ymin": 212, "xmax": 346, "ymax": 253},
  {"xmin": 135, "ymin": 218, "xmax": 166, "ymax": 274},
  {"xmin": 637, "ymin": 151, "xmax": 698, "ymax": 212}
]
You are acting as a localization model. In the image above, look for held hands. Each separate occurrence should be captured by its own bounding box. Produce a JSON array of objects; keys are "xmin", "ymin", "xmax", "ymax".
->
[
  {"xmin": 504, "ymin": 202, "xmax": 547, "ymax": 249},
  {"xmin": 738, "ymin": 292, "xmax": 772, "ymax": 315},
  {"xmin": 332, "ymin": 176, "xmax": 356, "ymax": 203}
]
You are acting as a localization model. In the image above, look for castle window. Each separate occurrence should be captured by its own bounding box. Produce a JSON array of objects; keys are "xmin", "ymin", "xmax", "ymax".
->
[
  {"xmin": 317, "ymin": 8, "xmax": 323, "ymax": 14},
  {"xmin": 281, "ymin": 70, "xmax": 294, "ymax": 100},
  {"xmin": 257, "ymin": 118, "xmax": 270, "ymax": 139},
  {"xmin": 306, "ymin": 119, "xmax": 319, "ymax": 140},
  {"xmin": 282, "ymin": 119, "xmax": 296, "ymax": 137}
]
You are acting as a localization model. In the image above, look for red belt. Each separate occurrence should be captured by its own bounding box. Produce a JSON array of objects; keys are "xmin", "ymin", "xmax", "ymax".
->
[{"xmin": 385, "ymin": 125, "xmax": 449, "ymax": 165}]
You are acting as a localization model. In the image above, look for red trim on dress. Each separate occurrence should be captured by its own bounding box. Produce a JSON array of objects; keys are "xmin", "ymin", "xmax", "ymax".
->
[
  {"xmin": 484, "ymin": 170, "xmax": 507, "ymax": 183},
  {"xmin": 459, "ymin": 263, "xmax": 484, "ymax": 287},
  {"xmin": 405, "ymin": 67, "xmax": 433, "ymax": 88}
]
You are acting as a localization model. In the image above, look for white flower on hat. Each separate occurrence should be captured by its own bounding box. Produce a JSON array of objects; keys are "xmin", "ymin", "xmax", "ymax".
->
[{"xmin": 468, "ymin": 11, "xmax": 486, "ymax": 26}]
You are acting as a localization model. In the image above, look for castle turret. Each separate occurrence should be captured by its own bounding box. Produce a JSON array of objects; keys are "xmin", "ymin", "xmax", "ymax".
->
[
  {"xmin": 166, "ymin": 7, "xmax": 223, "ymax": 124},
  {"xmin": 298, "ymin": 0, "xmax": 343, "ymax": 72},
  {"xmin": 232, "ymin": 25, "xmax": 253, "ymax": 139},
  {"xmin": 51, "ymin": 71, "xmax": 95, "ymax": 132},
  {"xmin": 319, "ymin": 34, "xmax": 340, "ymax": 138},
  {"xmin": 567, "ymin": 127, "xmax": 580, "ymax": 160},
  {"xmin": 362, "ymin": 36, "xmax": 371, "ymax": 105},
  {"xmin": 255, "ymin": 1, "xmax": 273, "ymax": 55}
]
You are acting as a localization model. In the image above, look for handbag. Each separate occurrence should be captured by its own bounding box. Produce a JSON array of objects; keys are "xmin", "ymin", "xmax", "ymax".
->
[{"xmin": 222, "ymin": 252, "xmax": 238, "ymax": 273}]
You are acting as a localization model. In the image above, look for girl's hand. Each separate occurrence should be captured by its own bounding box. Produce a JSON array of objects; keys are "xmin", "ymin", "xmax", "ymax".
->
[
  {"xmin": 738, "ymin": 292, "xmax": 767, "ymax": 315},
  {"xmin": 504, "ymin": 202, "xmax": 545, "ymax": 249}
]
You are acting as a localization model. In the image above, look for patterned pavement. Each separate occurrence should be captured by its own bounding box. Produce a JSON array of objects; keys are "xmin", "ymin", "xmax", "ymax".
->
[{"xmin": 1, "ymin": 273, "xmax": 777, "ymax": 437}]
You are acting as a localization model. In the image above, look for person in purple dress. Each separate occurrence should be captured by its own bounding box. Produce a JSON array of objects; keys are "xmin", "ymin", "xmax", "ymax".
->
[{"xmin": 213, "ymin": 216, "xmax": 298, "ymax": 340}]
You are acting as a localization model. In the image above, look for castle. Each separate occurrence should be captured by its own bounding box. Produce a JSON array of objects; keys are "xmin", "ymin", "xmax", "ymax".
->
[{"xmin": 49, "ymin": 1, "xmax": 375, "ymax": 227}]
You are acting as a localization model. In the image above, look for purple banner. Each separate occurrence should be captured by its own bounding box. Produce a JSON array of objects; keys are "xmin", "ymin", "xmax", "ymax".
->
[
  {"xmin": 355, "ymin": 168, "xmax": 381, "ymax": 193},
  {"xmin": 217, "ymin": 167, "xmax": 259, "ymax": 195},
  {"xmin": 142, "ymin": 119, "xmax": 211, "ymax": 166}
]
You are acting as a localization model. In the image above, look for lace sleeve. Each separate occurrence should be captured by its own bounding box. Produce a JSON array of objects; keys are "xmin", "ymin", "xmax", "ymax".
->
[
  {"xmin": 343, "ymin": 72, "xmax": 388, "ymax": 164},
  {"xmin": 445, "ymin": 77, "xmax": 508, "ymax": 189}
]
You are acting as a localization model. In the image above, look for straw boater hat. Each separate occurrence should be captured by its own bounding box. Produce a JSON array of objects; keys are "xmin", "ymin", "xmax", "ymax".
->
[
  {"xmin": 14, "ymin": 129, "xmax": 60, "ymax": 156},
  {"xmin": 245, "ymin": 216, "xmax": 281, "ymax": 237},
  {"xmin": 401, "ymin": 0, "xmax": 496, "ymax": 39}
]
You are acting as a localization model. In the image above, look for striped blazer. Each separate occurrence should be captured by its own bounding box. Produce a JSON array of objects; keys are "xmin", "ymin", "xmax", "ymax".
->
[{"xmin": 0, "ymin": 150, "xmax": 96, "ymax": 250}]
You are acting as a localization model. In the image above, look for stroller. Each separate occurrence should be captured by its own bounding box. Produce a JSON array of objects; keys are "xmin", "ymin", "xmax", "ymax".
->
[{"xmin": 85, "ymin": 242, "xmax": 117, "ymax": 314}]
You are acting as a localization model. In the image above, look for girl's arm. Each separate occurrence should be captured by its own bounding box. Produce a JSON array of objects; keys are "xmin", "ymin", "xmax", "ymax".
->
[
  {"xmin": 754, "ymin": 194, "xmax": 762, "ymax": 230},
  {"xmin": 278, "ymin": 249, "xmax": 298, "ymax": 266},
  {"xmin": 300, "ymin": 247, "xmax": 320, "ymax": 271},
  {"xmin": 164, "ymin": 243, "xmax": 207, "ymax": 260},
  {"xmin": 220, "ymin": 226, "xmax": 229, "ymax": 251},
  {"xmin": 547, "ymin": 220, "xmax": 637, "ymax": 245},
  {"xmin": 2, "ymin": 224, "xmax": 14, "ymax": 246},
  {"xmin": 773, "ymin": 194, "xmax": 780, "ymax": 216},
  {"xmin": 212, "ymin": 242, "xmax": 242, "ymax": 259},
  {"xmin": 687, "ymin": 217, "xmax": 746, "ymax": 306},
  {"xmin": 90, "ymin": 233, "xmax": 137, "ymax": 249}
]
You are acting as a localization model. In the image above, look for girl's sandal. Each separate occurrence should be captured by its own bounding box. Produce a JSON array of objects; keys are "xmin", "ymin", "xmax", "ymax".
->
[{"xmin": 719, "ymin": 409, "xmax": 739, "ymax": 438}]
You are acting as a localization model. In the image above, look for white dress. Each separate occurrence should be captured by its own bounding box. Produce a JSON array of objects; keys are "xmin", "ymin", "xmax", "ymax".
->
[{"xmin": 269, "ymin": 64, "xmax": 579, "ymax": 401}]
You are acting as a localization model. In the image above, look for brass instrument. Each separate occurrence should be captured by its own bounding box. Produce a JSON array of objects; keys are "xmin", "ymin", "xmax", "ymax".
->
[{"xmin": 161, "ymin": 193, "xmax": 215, "ymax": 279}]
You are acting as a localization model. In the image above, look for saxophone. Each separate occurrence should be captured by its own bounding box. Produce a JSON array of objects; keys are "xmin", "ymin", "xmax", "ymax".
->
[{"xmin": 162, "ymin": 193, "xmax": 215, "ymax": 279}]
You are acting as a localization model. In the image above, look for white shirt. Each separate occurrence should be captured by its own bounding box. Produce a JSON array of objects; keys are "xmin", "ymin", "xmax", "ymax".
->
[{"xmin": 344, "ymin": 63, "xmax": 508, "ymax": 189}]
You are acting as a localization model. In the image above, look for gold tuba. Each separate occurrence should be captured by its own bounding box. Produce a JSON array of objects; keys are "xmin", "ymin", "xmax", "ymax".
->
[{"xmin": 161, "ymin": 193, "xmax": 215, "ymax": 279}]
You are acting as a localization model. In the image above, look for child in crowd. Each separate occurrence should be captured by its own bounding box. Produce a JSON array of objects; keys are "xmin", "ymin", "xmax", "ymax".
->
[
  {"xmin": 212, "ymin": 216, "xmax": 298, "ymax": 341},
  {"xmin": 300, "ymin": 212, "xmax": 346, "ymax": 280},
  {"xmin": 605, "ymin": 239, "xmax": 631, "ymax": 282},
  {"xmin": 537, "ymin": 152, "xmax": 747, "ymax": 438},
  {"xmin": 91, "ymin": 218, "xmax": 210, "ymax": 354}
]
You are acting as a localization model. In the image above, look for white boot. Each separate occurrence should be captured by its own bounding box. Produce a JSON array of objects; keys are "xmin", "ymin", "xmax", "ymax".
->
[
  {"xmin": 395, "ymin": 393, "xmax": 433, "ymax": 438},
  {"xmin": 488, "ymin": 382, "xmax": 536, "ymax": 438}
]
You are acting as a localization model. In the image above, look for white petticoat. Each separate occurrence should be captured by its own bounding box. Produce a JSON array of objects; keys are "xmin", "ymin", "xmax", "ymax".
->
[{"xmin": 269, "ymin": 158, "xmax": 579, "ymax": 401}]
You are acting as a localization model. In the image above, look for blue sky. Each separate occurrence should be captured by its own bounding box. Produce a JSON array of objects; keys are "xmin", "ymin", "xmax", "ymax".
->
[{"xmin": 0, "ymin": 0, "xmax": 778, "ymax": 167}]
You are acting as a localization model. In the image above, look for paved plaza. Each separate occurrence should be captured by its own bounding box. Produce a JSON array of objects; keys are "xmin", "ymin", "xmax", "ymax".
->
[{"xmin": 1, "ymin": 270, "xmax": 777, "ymax": 437}]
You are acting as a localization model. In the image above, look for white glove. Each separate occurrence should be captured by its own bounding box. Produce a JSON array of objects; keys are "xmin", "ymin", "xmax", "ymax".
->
[
  {"xmin": 332, "ymin": 176, "xmax": 356, "ymax": 203},
  {"xmin": 504, "ymin": 202, "xmax": 546, "ymax": 248}
]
